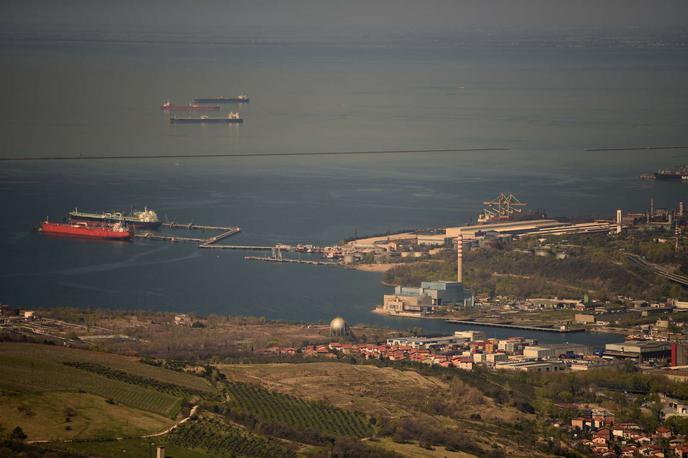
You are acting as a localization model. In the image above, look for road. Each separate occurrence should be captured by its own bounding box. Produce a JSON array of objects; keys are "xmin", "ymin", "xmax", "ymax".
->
[{"xmin": 626, "ymin": 253, "xmax": 688, "ymax": 287}]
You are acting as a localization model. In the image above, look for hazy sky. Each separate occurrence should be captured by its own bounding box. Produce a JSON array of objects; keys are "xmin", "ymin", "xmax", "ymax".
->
[{"xmin": 2, "ymin": 0, "xmax": 688, "ymax": 44}]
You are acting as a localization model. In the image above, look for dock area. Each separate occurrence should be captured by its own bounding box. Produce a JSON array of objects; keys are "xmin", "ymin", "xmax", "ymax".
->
[
  {"xmin": 244, "ymin": 256, "xmax": 339, "ymax": 266},
  {"xmin": 137, "ymin": 222, "xmax": 243, "ymax": 248},
  {"xmin": 199, "ymin": 227, "xmax": 242, "ymax": 246},
  {"xmin": 135, "ymin": 233, "xmax": 207, "ymax": 243},
  {"xmin": 200, "ymin": 245, "xmax": 272, "ymax": 251},
  {"xmin": 446, "ymin": 320, "xmax": 585, "ymax": 333},
  {"xmin": 161, "ymin": 222, "xmax": 236, "ymax": 231}
]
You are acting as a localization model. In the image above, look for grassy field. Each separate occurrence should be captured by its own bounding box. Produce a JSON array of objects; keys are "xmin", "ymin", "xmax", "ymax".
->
[
  {"xmin": 374, "ymin": 438, "xmax": 476, "ymax": 458},
  {"xmin": 0, "ymin": 342, "xmax": 218, "ymax": 441},
  {"xmin": 0, "ymin": 343, "xmax": 214, "ymax": 393},
  {"xmin": 225, "ymin": 380, "xmax": 372, "ymax": 437},
  {"xmin": 167, "ymin": 415, "xmax": 295, "ymax": 458},
  {"xmin": 217, "ymin": 362, "xmax": 513, "ymax": 422},
  {"xmin": 45, "ymin": 437, "xmax": 212, "ymax": 458},
  {"xmin": 217, "ymin": 362, "xmax": 447, "ymax": 419},
  {"xmin": 215, "ymin": 362, "xmax": 537, "ymax": 456},
  {"xmin": 0, "ymin": 391, "xmax": 173, "ymax": 441},
  {"xmin": 44, "ymin": 415, "xmax": 296, "ymax": 458}
]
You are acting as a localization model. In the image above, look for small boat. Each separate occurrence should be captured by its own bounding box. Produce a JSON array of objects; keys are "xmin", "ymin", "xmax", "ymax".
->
[
  {"xmin": 170, "ymin": 113, "xmax": 243, "ymax": 124},
  {"xmin": 39, "ymin": 220, "xmax": 133, "ymax": 240}
]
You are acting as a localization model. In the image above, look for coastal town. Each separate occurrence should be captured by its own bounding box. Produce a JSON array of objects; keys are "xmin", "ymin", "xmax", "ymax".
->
[{"xmin": 4, "ymin": 1, "xmax": 688, "ymax": 456}]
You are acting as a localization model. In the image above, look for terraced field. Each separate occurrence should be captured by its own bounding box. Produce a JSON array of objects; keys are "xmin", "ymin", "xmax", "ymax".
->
[
  {"xmin": 167, "ymin": 415, "xmax": 295, "ymax": 458},
  {"xmin": 225, "ymin": 380, "xmax": 373, "ymax": 438},
  {"xmin": 0, "ymin": 342, "xmax": 218, "ymax": 440},
  {"xmin": 0, "ymin": 343, "xmax": 214, "ymax": 393}
]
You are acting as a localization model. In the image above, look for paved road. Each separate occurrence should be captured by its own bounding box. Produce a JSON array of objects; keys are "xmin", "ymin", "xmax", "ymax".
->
[{"xmin": 626, "ymin": 253, "xmax": 688, "ymax": 287}]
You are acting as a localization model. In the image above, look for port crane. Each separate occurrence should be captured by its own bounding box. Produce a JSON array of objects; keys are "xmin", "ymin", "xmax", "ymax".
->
[{"xmin": 478, "ymin": 193, "xmax": 528, "ymax": 223}]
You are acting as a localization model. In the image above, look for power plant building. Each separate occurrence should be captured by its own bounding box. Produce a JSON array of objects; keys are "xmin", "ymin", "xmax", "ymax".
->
[{"xmin": 381, "ymin": 236, "xmax": 473, "ymax": 316}]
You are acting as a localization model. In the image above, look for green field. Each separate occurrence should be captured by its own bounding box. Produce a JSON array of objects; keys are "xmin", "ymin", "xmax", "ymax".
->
[
  {"xmin": 0, "ymin": 391, "xmax": 173, "ymax": 441},
  {"xmin": 225, "ymin": 380, "xmax": 373, "ymax": 438},
  {"xmin": 0, "ymin": 342, "xmax": 218, "ymax": 441},
  {"xmin": 45, "ymin": 437, "xmax": 212, "ymax": 458},
  {"xmin": 43, "ymin": 416, "xmax": 296, "ymax": 458},
  {"xmin": 167, "ymin": 415, "xmax": 296, "ymax": 458}
]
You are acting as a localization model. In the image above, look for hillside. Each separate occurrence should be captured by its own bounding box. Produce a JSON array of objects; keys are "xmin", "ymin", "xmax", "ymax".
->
[
  {"xmin": 0, "ymin": 342, "xmax": 216, "ymax": 441},
  {"xmin": 384, "ymin": 232, "xmax": 687, "ymax": 301}
]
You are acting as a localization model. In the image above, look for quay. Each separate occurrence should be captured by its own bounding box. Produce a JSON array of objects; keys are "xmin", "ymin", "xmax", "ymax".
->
[
  {"xmin": 161, "ymin": 222, "xmax": 236, "ymax": 231},
  {"xmin": 134, "ymin": 233, "xmax": 207, "ymax": 243},
  {"xmin": 446, "ymin": 320, "xmax": 586, "ymax": 333},
  {"xmin": 244, "ymin": 256, "xmax": 339, "ymax": 266},
  {"xmin": 200, "ymin": 245, "xmax": 273, "ymax": 251},
  {"xmin": 199, "ymin": 227, "xmax": 242, "ymax": 246}
]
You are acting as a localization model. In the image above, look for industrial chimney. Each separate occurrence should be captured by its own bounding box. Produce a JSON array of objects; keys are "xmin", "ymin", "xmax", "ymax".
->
[
  {"xmin": 616, "ymin": 209, "xmax": 622, "ymax": 234},
  {"xmin": 457, "ymin": 234, "xmax": 463, "ymax": 283}
]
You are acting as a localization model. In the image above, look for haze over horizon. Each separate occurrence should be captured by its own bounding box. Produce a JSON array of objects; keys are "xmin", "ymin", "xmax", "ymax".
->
[{"xmin": 2, "ymin": 0, "xmax": 688, "ymax": 45}]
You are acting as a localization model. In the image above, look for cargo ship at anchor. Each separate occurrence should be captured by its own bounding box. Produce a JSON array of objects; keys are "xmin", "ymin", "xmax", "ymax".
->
[
  {"xmin": 160, "ymin": 101, "xmax": 221, "ymax": 112},
  {"xmin": 170, "ymin": 113, "xmax": 243, "ymax": 124},
  {"xmin": 640, "ymin": 165, "xmax": 688, "ymax": 182},
  {"xmin": 40, "ymin": 220, "xmax": 133, "ymax": 240},
  {"xmin": 193, "ymin": 95, "xmax": 249, "ymax": 104},
  {"xmin": 69, "ymin": 208, "xmax": 161, "ymax": 229}
]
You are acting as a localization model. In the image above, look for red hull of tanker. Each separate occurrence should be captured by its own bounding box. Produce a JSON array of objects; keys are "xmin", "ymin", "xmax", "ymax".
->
[{"xmin": 40, "ymin": 221, "xmax": 133, "ymax": 240}]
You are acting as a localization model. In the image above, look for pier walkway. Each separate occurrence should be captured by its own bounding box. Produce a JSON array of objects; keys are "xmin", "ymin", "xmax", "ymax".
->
[
  {"xmin": 161, "ymin": 222, "xmax": 236, "ymax": 231},
  {"xmin": 134, "ymin": 233, "xmax": 207, "ymax": 243},
  {"xmin": 200, "ymin": 245, "xmax": 272, "ymax": 251},
  {"xmin": 446, "ymin": 320, "xmax": 585, "ymax": 333},
  {"xmin": 244, "ymin": 256, "xmax": 339, "ymax": 266},
  {"xmin": 199, "ymin": 227, "xmax": 242, "ymax": 246}
]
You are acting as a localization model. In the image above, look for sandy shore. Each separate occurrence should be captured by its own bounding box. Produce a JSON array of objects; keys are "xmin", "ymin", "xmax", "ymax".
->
[{"xmin": 350, "ymin": 263, "xmax": 402, "ymax": 272}]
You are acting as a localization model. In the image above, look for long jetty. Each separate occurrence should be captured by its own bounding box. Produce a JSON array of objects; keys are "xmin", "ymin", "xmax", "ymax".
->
[
  {"xmin": 446, "ymin": 320, "xmax": 585, "ymax": 333},
  {"xmin": 244, "ymin": 256, "xmax": 339, "ymax": 266},
  {"xmin": 134, "ymin": 233, "xmax": 207, "ymax": 243},
  {"xmin": 200, "ymin": 245, "xmax": 273, "ymax": 251},
  {"xmin": 162, "ymin": 222, "xmax": 236, "ymax": 231},
  {"xmin": 199, "ymin": 227, "xmax": 242, "ymax": 246}
]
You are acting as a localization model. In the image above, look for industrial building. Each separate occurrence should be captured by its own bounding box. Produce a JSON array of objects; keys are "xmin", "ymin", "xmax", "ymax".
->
[
  {"xmin": 386, "ymin": 335, "xmax": 464, "ymax": 349},
  {"xmin": 495, "ymin": 360, "xmax": 566, "ymax": 373},
  {"xmin": 380, "ymin": 236, "xmax": 473, "ymax": 316},
  {"xmin": 453, "ymin": 330, "xmax": 486, "ymax": 341},
  {"xmin": 604, "ymin": 341, "xmax": 672, "ymax": 363},
  {"xmin": 522, "ymin": 343, "xmax": 590, "ymax": 360}
]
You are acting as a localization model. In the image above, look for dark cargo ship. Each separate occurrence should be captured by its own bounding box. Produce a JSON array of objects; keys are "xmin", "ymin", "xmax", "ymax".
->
[
  {"xmin": 641, "ymin": 165, "xmax": 688, "ymax": 181},
  {"xmin": 160, "ymin": 101, "xmax": 221, "ymax": 112},
  {"xmin": 193, "ymin": 95, "xmax": 249, "ymax": 104},
  {"xmin": 170, "ymin": 113, "xmax": 243, "ymax": 124},
  {"xmin": 69, "ymin": 208, "xmax": 161, "ymax": 229}
]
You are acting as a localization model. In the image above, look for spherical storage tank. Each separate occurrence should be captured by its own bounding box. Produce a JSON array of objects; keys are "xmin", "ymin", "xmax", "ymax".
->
[{"xmin": 330, "ymin": 316, "xmax": 349, "ymax": 336}]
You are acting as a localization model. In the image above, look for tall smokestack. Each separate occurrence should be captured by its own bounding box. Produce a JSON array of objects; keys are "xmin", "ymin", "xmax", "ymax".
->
[
  {"xmin": 457, "ymin": 234, "xmax": 463, "ymax": 283},
  {"xmin": 616, "ymin": 209, "xmax": 622, "ymax": 234}
]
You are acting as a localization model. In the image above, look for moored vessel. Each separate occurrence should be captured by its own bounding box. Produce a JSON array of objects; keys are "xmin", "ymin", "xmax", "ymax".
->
[
  {"xmin": 69, "ymin": 208, "xmax": 161, "ymax": 229},
  {"xmin": 170, "ymin": 113, "xmax": 243, "ymax": 124},
  {"xmin": 160, "ymin": 101, "xmax": 221, "ymax": 112},
  {"xmin": 193, "ymin": 95, "xmax": 249, "ymax": 104},
  {"xmin": 40, "ymin": 220, "xmax": 133, "ymax": 240},
  {"xmin": 641, "ymin": 165, "xmax": 688, "ymax": 181}
]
